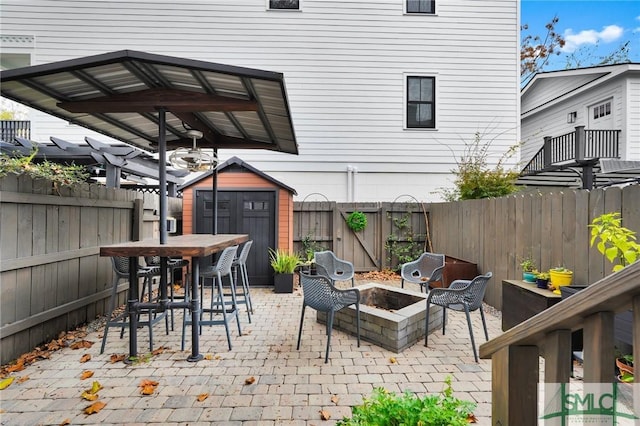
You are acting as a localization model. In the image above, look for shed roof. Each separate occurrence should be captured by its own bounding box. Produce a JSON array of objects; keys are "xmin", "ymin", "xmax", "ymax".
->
[
  {"xmin": 0, "ymin": 50, "xmax": 298, "ymax": 155},
  {"xmin": 180, "ymin": 156, "xmax": 297, "ymax": 195}
]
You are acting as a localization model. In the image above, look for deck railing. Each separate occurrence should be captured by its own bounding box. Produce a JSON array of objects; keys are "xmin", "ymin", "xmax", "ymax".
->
[
  {"xmin": 0, "ymin": 120, "xmax": 31, "ymax": 142},
  {"xmin": 522, "ymin": 126, "xmax": 620, "ymax": 174},
  {"xmin": 479, "ymin": 260, "xmax": 640, "ymax": 425}
]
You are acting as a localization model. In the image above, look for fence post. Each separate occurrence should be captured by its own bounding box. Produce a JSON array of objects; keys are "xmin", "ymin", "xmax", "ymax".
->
[
  {"xmin": 133, "ymin": 198, "xmax": 143, "ymax": 241},
  {"xmin": 575, "ymin": 125, "xmax": 585, "ymax": 161},
  {"xmin": 543, "ymin": 136, "xmax": 552, "ymax": 167}
]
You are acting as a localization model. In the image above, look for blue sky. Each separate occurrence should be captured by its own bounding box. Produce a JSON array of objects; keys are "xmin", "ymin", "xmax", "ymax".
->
[{"xmin": 521, "ymin": 0, "xmax": 640, "ymax": 71}]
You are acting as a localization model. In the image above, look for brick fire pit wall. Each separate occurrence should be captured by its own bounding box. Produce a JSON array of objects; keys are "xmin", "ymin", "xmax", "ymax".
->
[{"xmin": 317, "ymin": 283, "xmax": 443, "ymax": 353}]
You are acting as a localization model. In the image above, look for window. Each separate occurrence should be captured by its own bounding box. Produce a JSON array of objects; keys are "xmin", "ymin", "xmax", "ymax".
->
[
  {"xmin": 406, "ymin": 0, "xmax": 435, "ymax": 14},
  {"xmin": 269, "ymin": 0, "xmax": 299, "ymax": 10},
  {"xmin": 406, "ymin": 76, "xmax": 435, "ymax": 128},
  {"xmin": 593, "ymin": 101, "xmax": 611, "ymax": 119}
]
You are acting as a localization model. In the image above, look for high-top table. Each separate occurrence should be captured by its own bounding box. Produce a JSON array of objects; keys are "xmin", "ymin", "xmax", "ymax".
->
[{"xmin": 100, "ymin": 234, "xmax": 248, "ymax": 362}]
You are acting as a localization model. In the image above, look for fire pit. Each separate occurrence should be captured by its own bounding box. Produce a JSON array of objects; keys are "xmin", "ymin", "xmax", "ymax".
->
[{"xmin": 317, "ymin": 283, "xmax": 443, "ymax": 353}]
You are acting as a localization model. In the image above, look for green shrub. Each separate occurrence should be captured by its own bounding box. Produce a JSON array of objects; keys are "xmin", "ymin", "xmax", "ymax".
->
[
  {"xmin": 0, "ymin": 149, "xmax": 88, "ymax": 188},
  {"xmin": 439, "ymin": 131, "xmax": 520, "ymax": 201},
  {"xmin": 337, "ymin": 377, "xmax": 476, "ymax": 426},
  {"xmin": 589, "ymin": 212, "xmax": 640, "ymax": 272}
]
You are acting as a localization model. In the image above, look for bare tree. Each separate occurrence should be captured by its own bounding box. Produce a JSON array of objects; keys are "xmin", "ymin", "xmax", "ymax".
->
[{"xmin": 521, "ymin": 15, "xmax": 566, "ymax": 86}]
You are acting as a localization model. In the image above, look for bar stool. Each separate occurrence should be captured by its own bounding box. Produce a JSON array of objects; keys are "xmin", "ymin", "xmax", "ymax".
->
[
  {"xmin": 144, "ymin": 256, "xmax": 190, "ymax": 331},
  {"xmin": 181, "ymin": 245, "xmax": 240, "ymax": 351},
  {"xmin": 100, "ymin": 256, "xmax": 168, "ymax": 354},
  {"xmin": 231, "ymin": 240, "xmax": 253, "ymax": 323}
]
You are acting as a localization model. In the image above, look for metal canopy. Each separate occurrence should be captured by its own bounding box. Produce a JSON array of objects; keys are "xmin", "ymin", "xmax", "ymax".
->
[{"xmin": 0, "ymin": 50, "xmax": 298, "ymax": 155}]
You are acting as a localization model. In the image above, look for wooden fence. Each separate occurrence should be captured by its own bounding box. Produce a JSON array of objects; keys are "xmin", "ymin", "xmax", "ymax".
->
[
  {"xmin": 0, "ymin": 174, "xmax": 182, "ymax": 364},
  {"xmin": 294, "ymin": 201, "xmax": 432, "ymax": 272},
  {"xmin": 295, "ymin": 185, "xmax": 640, "ymax": 310},
  {"xmin": 2, "ymin": 176, "xmax": 638, "ymax": 364}
]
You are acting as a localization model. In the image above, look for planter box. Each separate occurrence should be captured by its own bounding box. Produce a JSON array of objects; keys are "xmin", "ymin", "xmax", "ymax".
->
[
  {"xmin": 274, "ymin": 273, "xmax": 294, "ymax": 293},
  {"xmin": 431, "ymin": 256, "xmax": 478, "ymax": 289}
]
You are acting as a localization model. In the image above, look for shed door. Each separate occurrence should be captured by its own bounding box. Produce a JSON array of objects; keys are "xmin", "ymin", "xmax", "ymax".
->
[{"xmin": 195, "ymin": 190, "xmax": 275, "ymax": 285}]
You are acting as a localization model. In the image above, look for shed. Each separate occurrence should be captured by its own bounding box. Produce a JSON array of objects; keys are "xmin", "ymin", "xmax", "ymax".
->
[{"xmin": 180, "ymin": 156, "xmax": 297, "ymax": 286}]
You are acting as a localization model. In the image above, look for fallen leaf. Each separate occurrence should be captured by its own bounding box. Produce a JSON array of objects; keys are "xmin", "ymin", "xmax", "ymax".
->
[
  {"xmin": 88, "ymin": 381, "xmax": 103, "ymax": 394},
  {"xmin": 244, "ymin": 376, "xmax": 256, "ymax": 385},
  {"xmin": 331, "ymin": 395, "xmax": 339, "ymax": 404},
  {"xmin": 81, "ymin": 391, "xmax": 99, "ymax": 401},
  {"xmin": 319, "ymin": 409, "xmax": 331, "ymax": 420},
  {"xmin": 151, "ymin": 347, "xmax": 165, "ymax": 356},
  {"xmin": 204, "ymin": 354, "xmax": 213, "ymax": 360},
  {"xmin": 80, "ymin": 354, "xmax": 91, "ymax": 363},
  {"xmin": 214, "ymin": 355, "xmax": 222, "ymax": 360},
  {"xmin": 141, "ymin": 384, "xmax": 156, "ymax": 395},
  {"xmin": 389, "ymin": 357, "xmax": 397, "ymax": 364},
  {"xmin": 70, "ymin": 340, "xmax": 93, "ymax": 350},
  {"xmin": 83, "ymin": 401, "xmax": 106, "ymax": 415},
  {"xmin": 110, "ymin": 354, "xmax": 125, "ymax": 363},
  {"xmin": 467, "ymin": 413, "xmax": 478, "ymax": 423},
  {"xmin": 16, "ymin": 376, "xmax": 29, "ymax": 384},
  {"xmin": 80, "ymin": 370, "xmax": 94, "ymax": 380},
  {"xmin": 197, "ymin": 393, "xmax": 209, "ymax": 402},
  {"xmin": 0, "ymin": 377, "xmax": 15, "ymax": 390},
  {"xmin": 7, "ymin": 361, "xmax": 24, "ymax": 373},
  {"xmin": 59, "ymin": 419, "xmax": 71, "ymax": 425},
  {"xmin": 139, "ymin": 379, "xmax": 159, "ymax": 395}
]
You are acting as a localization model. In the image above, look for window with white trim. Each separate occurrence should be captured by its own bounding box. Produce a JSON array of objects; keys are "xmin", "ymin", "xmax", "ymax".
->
[
  {"xmin": 268, "ymin": 0, "xmax": 300, "ymax": 10},
  {"xmin": 406, "ymin": 0, "xmax": 435, "ymax": 14},
  {"xmin": 593, "ymin": 101, "xmax": 611, "ymax": 120},
  {"xmin": 406, "ymin": 76, "xmax": 435, "ymax": 128}
]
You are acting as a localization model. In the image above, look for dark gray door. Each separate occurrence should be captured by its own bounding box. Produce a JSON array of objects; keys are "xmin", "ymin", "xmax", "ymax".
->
[{"xmin": 195, "ymin": 190, "xmax": 275, "ymax": 285}]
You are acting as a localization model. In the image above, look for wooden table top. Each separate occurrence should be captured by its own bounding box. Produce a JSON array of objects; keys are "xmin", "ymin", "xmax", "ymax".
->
[{"xmin": 99, "ymin": 234, "xmax": 248, "ymax": 257}]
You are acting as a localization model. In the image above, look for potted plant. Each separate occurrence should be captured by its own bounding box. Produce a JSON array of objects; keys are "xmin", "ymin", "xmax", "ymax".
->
[
  {"xmin": 269, "ymin": 248, "xmax": 302, "ymax": 293},
  {"xmin": 549, "ymin": 267, "xmax": 573, "ymax": 294},
  {"xmin": 616, "ymin": 354, "xmax": 634, "ymax": 383},
  {"xmin": 535, "ymin": 271, "xmax": 550, "ymax": 289},
  {"xmin": 519, "ymin": 256, "xmax": 537, "ymax": 283}
]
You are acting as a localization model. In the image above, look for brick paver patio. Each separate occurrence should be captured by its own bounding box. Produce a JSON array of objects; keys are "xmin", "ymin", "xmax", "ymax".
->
[{"xmin": 0, "ymin": 279, "xmax": 502, "ymax": 425}]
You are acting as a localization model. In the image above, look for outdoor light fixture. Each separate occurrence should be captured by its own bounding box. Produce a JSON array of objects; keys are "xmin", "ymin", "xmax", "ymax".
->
[{"xmin": 169, "ymin": 129, "xmax": 218, "ymax": 172}]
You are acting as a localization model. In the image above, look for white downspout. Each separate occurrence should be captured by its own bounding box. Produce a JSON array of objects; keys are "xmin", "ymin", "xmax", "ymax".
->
[{"xmin": 347, "ymin": 165, "xmax": 358, "ymax": 202}]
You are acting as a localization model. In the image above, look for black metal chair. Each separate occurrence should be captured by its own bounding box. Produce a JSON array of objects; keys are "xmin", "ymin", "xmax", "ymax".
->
[
  {"xmin": 297, "ymin": 272, "xmax": 360, "ymax": 363},
  {"xmin": 100, "ymin": 256, "xmax": 168, "ymax": 354},
  {"xmin": 181, "ymin": 245, "xmax": 240, "ymax": 351},
  {"xmin": 314, "ymin": 250, "xmax": 355, "ymax": 287},
  {"xmin": 424, "ymin": 272, "xmax": 493, "ymax": 362},
  {"xmin": 400, "ymin": 252, "xmax": 445, "ymax": 292}
]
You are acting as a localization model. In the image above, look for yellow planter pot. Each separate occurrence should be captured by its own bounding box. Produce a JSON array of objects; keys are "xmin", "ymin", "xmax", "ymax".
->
[{"xmin": 550, "ymin": 270, "xmax": 573, "ymax": 294}]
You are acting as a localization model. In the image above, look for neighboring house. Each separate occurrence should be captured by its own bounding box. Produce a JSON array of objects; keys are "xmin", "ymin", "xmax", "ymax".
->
[
  {"xmin": 519, "ymin": 63, "xmax": 640, "ymax": 188},
  {"xmin": 0, "ymin": 0, "xmax": 519, "ymax": 202}
]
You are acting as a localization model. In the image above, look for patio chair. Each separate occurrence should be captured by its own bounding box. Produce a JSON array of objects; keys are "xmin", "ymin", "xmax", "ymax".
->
[
  {"xmin": 181, "ymin": 245, "xmax": 240, "ymax": 351},
  {"xmin": 400, "ymin": 252, "xmax": 445, "ymax": 292},
  {"xmin": 231, "ymin": 240, "xmax": 254, "ymax": 322},
  {"xmin": 314, "ymin": 250, "xmax": 355, "ymax": 287},
  {"xmin": 424, "ymin": 272, "xmax": 493, "ymax": 362},
  {"xmin": 297, "ymin": 272, "xmax": 360, "ymax": 363},
  {"xmin": 144, "ymin": 255, "xmax": 190, "ymax": 330},
  {"xmin": 100, "ymin": 256, "xmax": 168, "ymax": 354}
]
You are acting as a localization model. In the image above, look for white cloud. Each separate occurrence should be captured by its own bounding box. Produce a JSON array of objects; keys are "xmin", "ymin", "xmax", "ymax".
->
[{"xmin": 561, "ymin": 25, "xmax": 624, "ymax": 52}]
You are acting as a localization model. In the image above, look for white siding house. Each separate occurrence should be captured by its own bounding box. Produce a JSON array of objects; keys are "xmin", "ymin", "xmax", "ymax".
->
[
  {"xmin": 0, "ymin": 0, "xmax": 519, "ymax": 202},
  {"xmin": 521, "ymin": 63, "xmax": 640, "ymax": 165}
]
